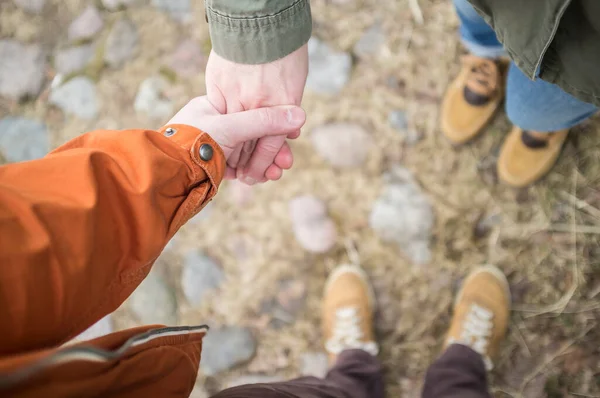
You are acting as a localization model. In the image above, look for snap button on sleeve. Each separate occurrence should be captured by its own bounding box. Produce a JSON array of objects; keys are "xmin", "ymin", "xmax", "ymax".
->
[
  {"xmin": 199, "ymin": 143, "xmax": 214, "ymax": 161},
  {"xmin": 164, "ymin": 127, "xmax": 177, "ymax": 137}
]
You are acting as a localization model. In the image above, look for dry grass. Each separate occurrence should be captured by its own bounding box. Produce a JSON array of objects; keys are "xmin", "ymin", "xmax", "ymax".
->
[{"xmin": 1, "ymin": 0, "xmax": 599, "ymax": 396}]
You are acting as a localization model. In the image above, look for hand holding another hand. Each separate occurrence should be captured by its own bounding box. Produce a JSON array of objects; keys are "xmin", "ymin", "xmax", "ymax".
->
[{"xmin": 166, "ymin": 96, "xmax": 306, "ymax": 180}]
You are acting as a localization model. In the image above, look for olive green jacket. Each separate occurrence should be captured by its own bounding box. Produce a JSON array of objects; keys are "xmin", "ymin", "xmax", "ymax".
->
[{"xmin": 206, "ymin": 0, "xmax": 600, "ymax": 106}]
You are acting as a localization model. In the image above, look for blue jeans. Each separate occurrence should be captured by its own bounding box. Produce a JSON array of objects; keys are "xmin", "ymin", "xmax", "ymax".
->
[{"xmin": 454, "ymin": 0, "xmax": 597, "ymax": 132}]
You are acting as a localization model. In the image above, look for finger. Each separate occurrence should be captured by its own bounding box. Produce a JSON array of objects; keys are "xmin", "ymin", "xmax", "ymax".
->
[
  {"xmin": 206, "ymin": 106, "xmax": 306, "ymax": 149},
  {"xmin": 224, "ymin": 167, "xmax": 237, "ymax": 180},
  {"xmin": 237, "ymin": 139, "xmax": 256, "ymax": 169},
  {"xmin": 287, "ymin": 129, "xmax": 301, "ymax": 140},
  {"xmin": 265, "ymin": 164, "xmax": 283, "ymax": 181},
  {"xmin": 238, "ymin": 135, "xmax": 287, "ymax": 184},
  {"xmin": 274, "ymin": 142, "xmax": 293, "ymax": 170},
  {"xmin": 227, "ymin": 145, "xmax": 243, "ymax": 169}
]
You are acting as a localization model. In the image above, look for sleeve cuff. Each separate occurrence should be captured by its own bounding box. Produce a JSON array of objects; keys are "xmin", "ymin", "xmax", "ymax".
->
[{"xmin": 206, "ymin": 0, "xmax": 312, "ymax": 65}]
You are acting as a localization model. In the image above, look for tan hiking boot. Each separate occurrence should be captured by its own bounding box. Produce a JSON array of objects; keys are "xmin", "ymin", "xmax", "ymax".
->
[
  {"xmin": 322, "ymin": 265, "xmax": 378, "ymax": 364},
  {"xmin": 445, "ymin": 265, "xmax": 511, "ymax": 370},
  {"xmin": 497, "ymin": 127, "xmax": 569, "ymax": 187},
  {"xmin": 441, "ymin": 55, "xmax": 505, "ymax": 144}
]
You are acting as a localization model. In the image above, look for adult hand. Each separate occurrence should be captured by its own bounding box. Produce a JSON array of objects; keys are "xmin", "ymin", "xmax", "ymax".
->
[
  {"xmin": 205, "ymin": 44, "xmax": 309, "ymax": 185},
  {"xmin": 166, "ymin": 97, "xmax": 306, "ymax": 179}
]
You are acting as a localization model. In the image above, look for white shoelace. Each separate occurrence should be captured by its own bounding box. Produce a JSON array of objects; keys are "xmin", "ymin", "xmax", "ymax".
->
[
  {"xmin": 325, "ymin": 307, "xmax": 379, "ymax": 356},
  {"xmin": 448, "ymin": 303, "xmax": 494, "ymax": 370}
]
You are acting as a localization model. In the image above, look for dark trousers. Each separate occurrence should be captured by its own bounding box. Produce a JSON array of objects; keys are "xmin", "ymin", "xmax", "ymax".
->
[{"xmin": 211, "ymin": 344, "xmax": 490, "ymax": 398}]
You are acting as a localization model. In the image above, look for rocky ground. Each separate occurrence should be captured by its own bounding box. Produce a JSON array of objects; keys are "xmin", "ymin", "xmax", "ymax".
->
[{"xmin": 1, "ymin": 0, "xmax": 600, "ymax": 397}]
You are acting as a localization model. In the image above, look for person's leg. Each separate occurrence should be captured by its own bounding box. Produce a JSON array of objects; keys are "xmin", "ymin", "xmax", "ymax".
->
[
  {"xmin": 441, "ymin": 0, "xmax": 507, "ymax": 144},
  {"xmin": 211, "ymin": 350, "xmax": 383, "ymax": 398},
  {"xmin": 453, "ymin": 0, "xmax": 504, "ymax": 59},
  {"xmin": 422, "ymin": 265, "xmax": 511, "ymax": 398},
  {"xmin": 211, "ymin": 265, "xmax": 384, "ymax": 398},
  {"xmin": 497, "ymin": 63, "xmax": 598, "ymax": 187}
]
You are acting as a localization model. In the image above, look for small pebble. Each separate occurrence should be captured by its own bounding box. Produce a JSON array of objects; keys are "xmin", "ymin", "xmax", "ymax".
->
[
  {"xmin": 200, "ymin": 327, "xmax": 256, "ymax": 375},
  {"xmin": 388, "ymin": 110, "xmax": 408, "ymax": 130},
  {"xmin": 134, "ymin": 76, "xmax": 174, "ymax": 121},
  {"xmin": 0, "ymin": 117, "xmax": 49, "ymax": 162},
  {"xmin": 306, "ymin": 37, "xmax": 352, "ymax": 95},
  {"xmin": 353, "ymin": 23, "xmax": 385, "ymax": 58},
  {"xmin": 54, "ymin": 44, "xmax": 95, "ymax": 75},
  {"xmin": 13, "ymin": 0, "xmax": 46, "ymax": 14},
  {"xmin": 129, "ymin": 268, "xmax": 178, "ymax": 325},
  {"xmin": 68, "ymin": 6, "xmax": 104, "ymax": 42},
  {"xmin": 369, "ymin": 166, "xmax": 434, "ymax": 265},
  {"xmin": 0, "ymin": 40, "xmax": 46, "ymax": 101},
  {"xmin": 104, "ymin": 18, "xmax": 138, "ymax": 68},
  {"xmin": 289, "ymin": 195, "xmax": 337, "ymax": 253},
  {"xmin": 311, "ymin": 123, "xmax": 371, "ymax": 168},
  {"xmin": 181, "ymin": 251, "xmax": 224, "ymax": 306},
  {"xmin": 49, "ymin": 76, "xmax": 99, "ymax": 119}
]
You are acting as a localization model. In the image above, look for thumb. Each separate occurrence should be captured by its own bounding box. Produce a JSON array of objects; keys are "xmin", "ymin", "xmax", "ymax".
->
[{"xmin": 208, "ymin": 105, "xmax": 306, "ymax": 148}]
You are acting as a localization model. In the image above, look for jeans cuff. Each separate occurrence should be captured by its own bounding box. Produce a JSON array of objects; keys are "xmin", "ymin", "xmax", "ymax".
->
[{"xmin": 461, "ymin": 38, "xmax": 506, "ymax": 59}]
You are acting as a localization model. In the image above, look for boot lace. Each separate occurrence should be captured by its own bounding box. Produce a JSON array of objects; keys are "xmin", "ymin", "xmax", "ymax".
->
[
  {"xmin": 447, "ymin": 303, "xmax": 494, "ymax": 370},
  {"xmin": 463, "ymin": 55, "xmax": 499, "ymax": 98},
  {"xmin": 325, "ymin": 307, "xmax": 379, "ymax": 356}
]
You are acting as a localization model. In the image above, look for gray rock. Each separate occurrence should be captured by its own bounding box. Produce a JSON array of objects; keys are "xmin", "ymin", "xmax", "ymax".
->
[
  {"xmin": 289, "ymin": 195, "xmax": 337, "ymax": 253},
  {"xmin": 200, "ymin": 327, "xmax": 256, "ymax": 375},
  {"xmin": 369, "ymin": 166, "xmax": 434, "ymax": 264},
  {"xmin": 311, "ymin": 123, "xmax": 371, "ymax": 168},
  {"xmin": 306, "ymin": 37, "xmax": 352, "ymax": 95},
  {"xmin": 0, "ymin": 40, "xmax": 46, "ymax": 101},
  {"xmin": 165, "ymin": 39, "xmax": 206, "ymax": 79},
  {"xmin": 49, "ymin": 76, "xmax": 99, "ymax": 119},
  {"xmin": 353, "ymin": 24, "xmax": 385, "ymax": 58},
  {"xmin": 134, "ymin": 76, "xmax": 174, "ymax": 121},
  {"xmin": 129, "ymin": 268, "xmax": 178, "ymax": 325},
  {"xmin": 54, "ymin": 44, "xmax": 95, "ymax": 75},
  {"xmin": 68, "ymin": 6, "xmax": 104, "ymax": 42},
  {"xmin": 152, "ymin": 0, "xmax": 191, "ymax": 22},
  {"xmin": 104, "ymin": 18, "xmax": 138, "ymax": 68},
  {"xmin": 227, "ymin": 375, "xmax": 284, "ymax": 388},
  {"xmin": 299, "ymin": 352, "xmax": 329, "ymax": 378},
  {"xmin": 0, "ymin": 117, "xmax": 49, "ymax": 162},
  {"xmin": 181, "ymin": 251, "xmax": 224, "ymax": 306},
  {"xmin": 388, "ymin": 110, "xmax": 408, "ymax": 130},
  {"xmin": 12, "ymin": 0, "xmax": 45, "ymax": 13},
  {"xmin": 260, "ymin": 279, "xmax": 307, "ymax": 328},
  {"xmin": 101, "ymin": 0, "xmax": 136, "ymax": 11}
]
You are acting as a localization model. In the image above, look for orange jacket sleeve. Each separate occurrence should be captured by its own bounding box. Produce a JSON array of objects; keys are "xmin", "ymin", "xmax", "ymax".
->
[{"xmin": 0, "ymin": 124, "xmax": 225, "ymax": 356}]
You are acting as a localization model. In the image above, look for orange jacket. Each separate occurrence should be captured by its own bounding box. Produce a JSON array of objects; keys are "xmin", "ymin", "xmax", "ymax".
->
[{"xmin": 0, "ymin": 124, "xmax": 225, "ymax": 397}]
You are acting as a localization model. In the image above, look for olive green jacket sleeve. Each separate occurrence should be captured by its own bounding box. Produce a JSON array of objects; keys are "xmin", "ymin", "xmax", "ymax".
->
[{"xmin": 205, "ymin": 0, "xmax": 312, "ymax": 64}]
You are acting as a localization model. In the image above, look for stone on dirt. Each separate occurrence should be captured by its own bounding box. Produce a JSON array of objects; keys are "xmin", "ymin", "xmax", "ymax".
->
[
  {"xmin": 181, "ymin": 251, "xmax": 225, "ymax": 306},
  {"xmin": 353, "ymin": 23, "xmax": 385, "ymax": 58},
  {"xmin": 0, "ymin": 40, "xmax": 46, "ymax": 101},
  {"xmin": 13, "ymin": 0, "xmax": 45, "ymax": 14},
  {"xmin": 49, "ymin": 76, "xmax": 99, "ymax": 119},
  {"xmin": 0, "ymin": 117, "xmax": 49, "ymax": 162},
  {"xmin": 289, "ymin": 195, "xmax": 337, "ymax": 253},
  {"xmin": 68, "ymin": 6, "xmax": 104, "ymax": 42},
  {"xmin": 388, "ymin": 109, "xmax": 408, "ymax": 131},
  {"xmin": 200, "ymin": 327, "xmax": 256, "ymax": 376},
  {"xmin": 129, "ymin": 268, "xmax": 178, "ymax": 325},
  {"xmin": 306, "ymin": 37, "xmax": 352, "ymax": 95},
  {"xmin": 311, "ymin": 123, "xmax": 371, "ymax": 168},
  {"xmin": 299, "ymin": 352, "xmax": 329, "ymax": 378},
  {"xmin": 134, "ymin": 76, "xmax": 174, "ymax": 121},
  {"xmin": 54, "ymin": 44, "xmax": 95, "ymax": 75},
  {"xmin": 152, "ymin": 0, "xmax": 191, "ymax": 22},
  {"xmin": 102, "ymin": 0, "xmax": 136, "ymax": 11},
  {"xmin": 369, "ymin": 166, "xmax": 434, "ymax": 264},
  {"xmin": 165, "ymin": 39, "xmax": 206, "ymax": 79},
  {"xmin": 104, "ymin": 18, "xmax": 138, "ymax": 68}
]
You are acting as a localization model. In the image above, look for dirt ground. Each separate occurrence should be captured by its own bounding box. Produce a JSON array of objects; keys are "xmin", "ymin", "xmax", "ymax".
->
[{"xmin": 1, "ymin": 0, "xmax": 599, "ymax": 397}]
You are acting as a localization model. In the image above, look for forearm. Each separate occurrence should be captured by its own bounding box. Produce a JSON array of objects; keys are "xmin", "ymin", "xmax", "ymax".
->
[
  {"xmin": 0, "ymin": 125, "xmax": 224, "ymax": 354},
  {"xmin": 205, "ymin": 0, "xmax": 312, "ymax": 64}
]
